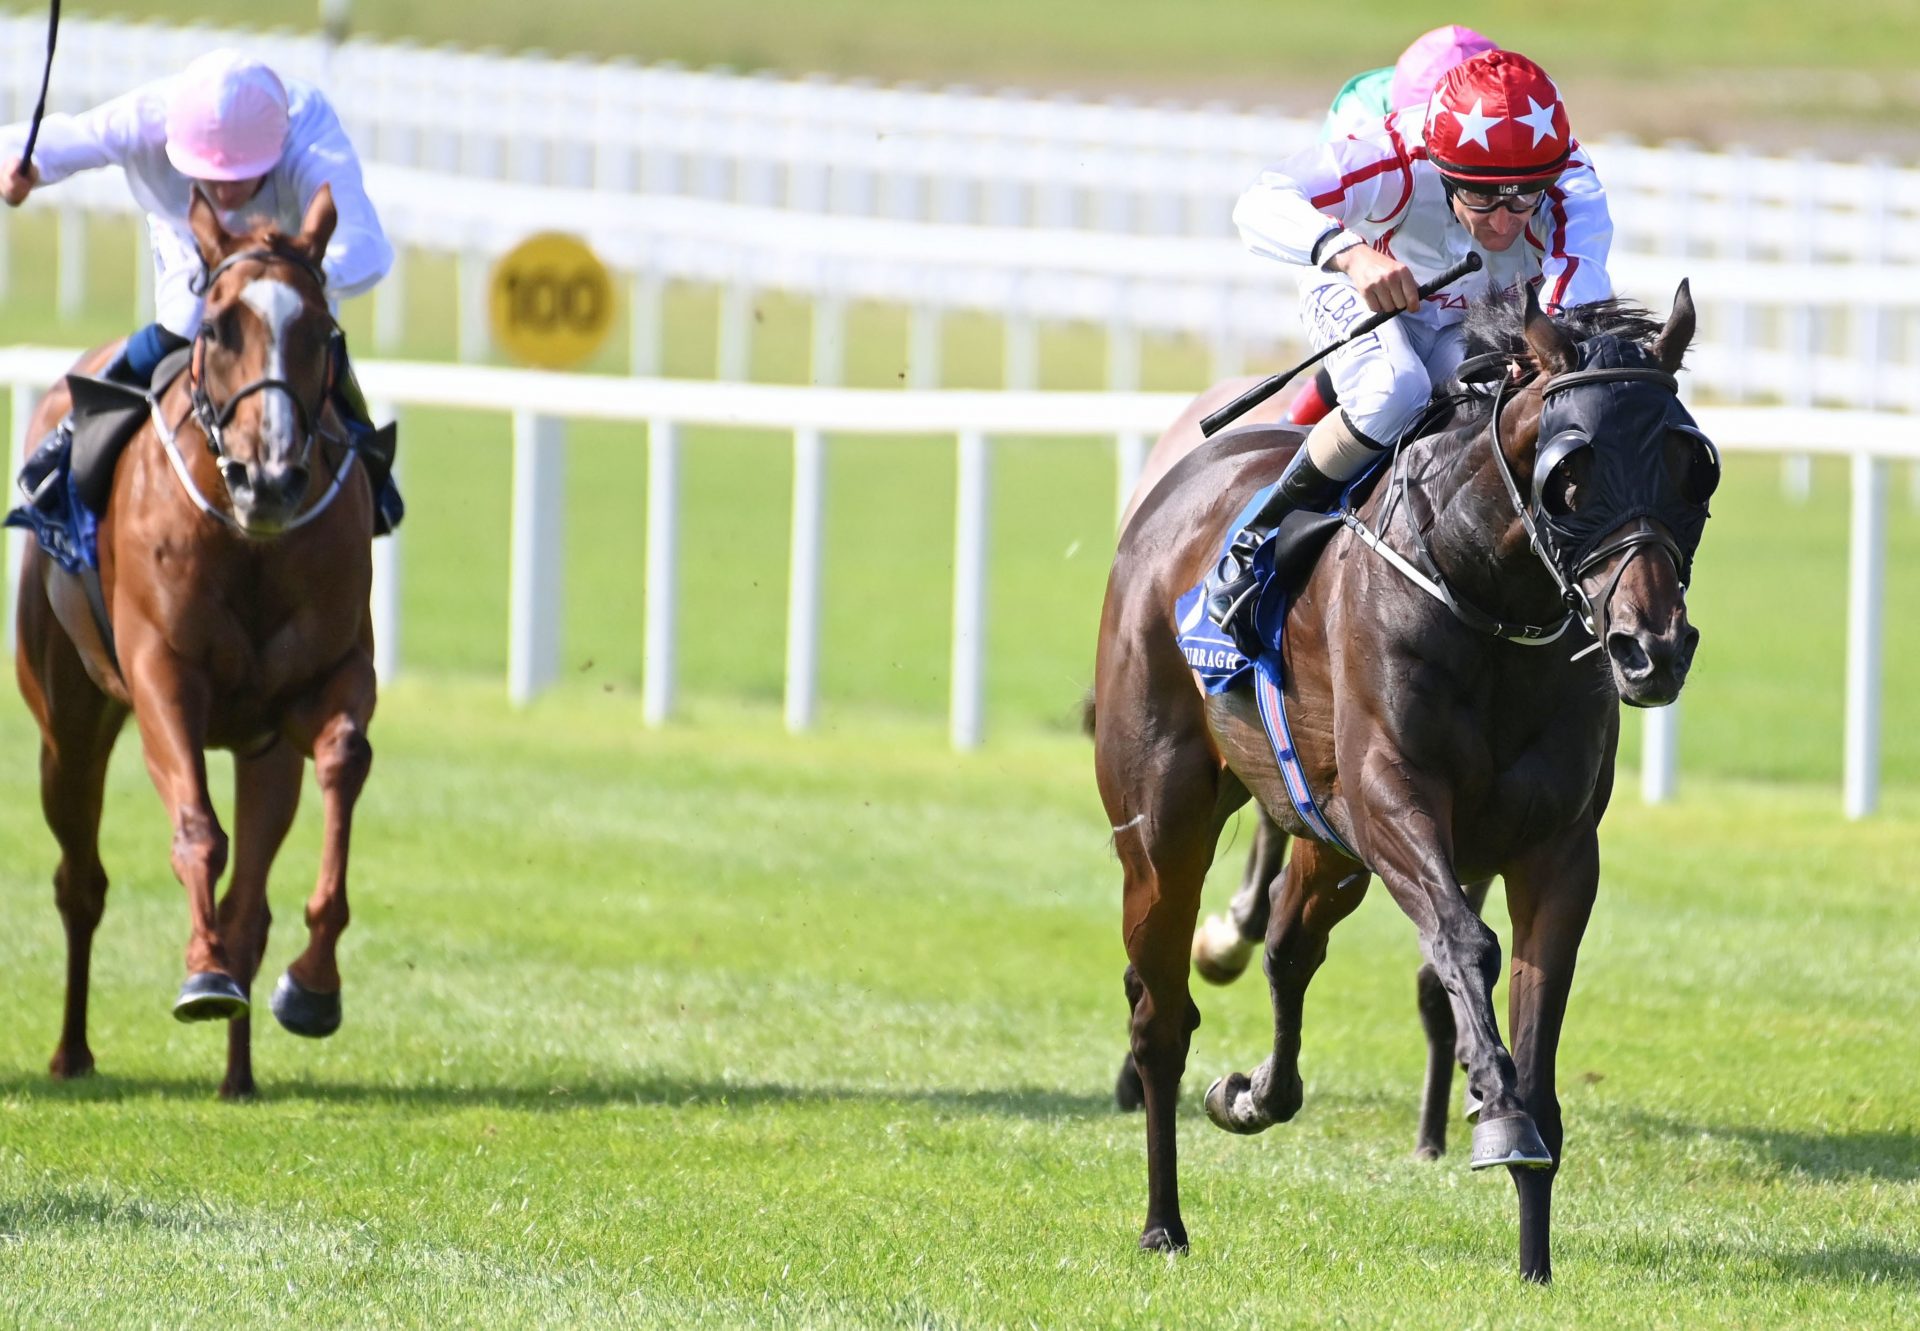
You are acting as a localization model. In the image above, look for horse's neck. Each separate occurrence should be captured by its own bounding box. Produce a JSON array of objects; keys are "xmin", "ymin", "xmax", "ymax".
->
[{"xmin": 1401, "ymin": 418, "xmax": 1564, "ymax": 627}]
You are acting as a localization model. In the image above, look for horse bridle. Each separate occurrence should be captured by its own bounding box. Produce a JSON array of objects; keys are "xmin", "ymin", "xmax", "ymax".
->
[
  {"xmin": 1486, "ymin": 366, "xmax": 1690, "ymax": 646},
  {"xmin": 1341, "ymin": 363, "xmax": 1690, "ymax": 656},
  {"xmin": 187, "ymin": 246, "xmax": 338, "ymax": 473}
]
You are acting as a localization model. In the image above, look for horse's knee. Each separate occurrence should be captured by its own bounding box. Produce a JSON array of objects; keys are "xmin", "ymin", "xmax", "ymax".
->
[
  {"xmin": 315, "ymin": 725, "xmax": 372, "ymax": 794},
  {"xmin": 52, "ymin": 861, "xmax": 108, "ymax": 931},
  {"xmin": 170, "ymin": 811, "xmax": 228, "ymax": 886},
  {"xmin": 1433, "ymin": 918, "xmax": 1501, "ymax": 992}
]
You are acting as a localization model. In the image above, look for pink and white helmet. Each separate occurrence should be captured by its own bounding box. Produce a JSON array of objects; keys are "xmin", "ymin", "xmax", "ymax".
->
[
  {"xmin": 1390, "ymin": 24, "xmax": 1499, "ymax": 113},
  {"xmin": 165, "ymin": 49, "xmax": 290, "ymax": 182}
]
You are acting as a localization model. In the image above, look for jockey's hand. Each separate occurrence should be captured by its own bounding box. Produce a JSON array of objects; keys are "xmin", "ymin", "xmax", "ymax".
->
[
  {"xmin": 1332, "ymin": 246, "xmax": 1421, "ymax": 314},
  {"xmin": 1, "ymin": 158, "xmax": 39, "ymax": 207}
]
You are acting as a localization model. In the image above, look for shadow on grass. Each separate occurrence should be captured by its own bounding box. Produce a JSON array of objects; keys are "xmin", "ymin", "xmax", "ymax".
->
[
  {"xmin": 1601, "ymin": 1231, "xmax": 1920, "ymax": 1289},
  {"xmin": 0, "ymin": 1068, "xmax": 1121, "ymax": 1120},
  {"xmin": 1614, "ymin": 1109, "xmax": 1920, "ymax": 1182}
]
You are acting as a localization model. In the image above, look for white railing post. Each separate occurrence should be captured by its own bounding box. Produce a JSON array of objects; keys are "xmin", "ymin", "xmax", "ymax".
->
[
  {"xmin": 717, "ymin": 282, "xmax": 753, "ymax": 381},
  {"xmin": 1641, "ymin": 703, "xmax": 1679, "ymax": 805},
  {"xmin": 1003, "ymin": 316, "xmax": 1038, "ymax": 392},
  {"xmin": 908, "ymin": 304, "xmax": 943, "ymax": 389},
  {"xmin": 810, "ymin": 295, "xmax": 845, "ymax": 387},
  {"xmin": 5, "ymin": 383, "xmax": 43, "ymax": 657},
  {"xmin": 784, "ymin": 425, "xmax": 825, "ymax": 732},
  {"xmin": 373, "ymin": 249, "xmax": 407, "ymax": 353},
  {"xmin": 369, "ymin": 401, "xmax": 401, "ymax": 683},
  {"xmin": 507, "ymin": 410, "xmax": 565, "ymax": 705},
  {"xmin": 1109, "ymin": 320, "xmax": 1147, "ymax": 520},
  {"xmin": 1843, "ymin": 450, "xmax": 1886, "ymax": 819},
  {"xmin": 132, "ymin": 222, "xmax": 153, "ymax": 325},
  {"xmin": 458, "ymin": 251, "xmax": 490, "ymax": 362},
  {"xmin": 56, "ymin": 207, "xmax": 85, "ymax": 321},
  {"xmin": 951, "ymin": 429, "xmax": 990, "ymax": 750},
  {"xmin": 630, "ymin": 270, "xmax": 664, "ymax": 378},
  {"xmin": 643, "ymin": 417, "xmax": 679, "ymax": 726}
]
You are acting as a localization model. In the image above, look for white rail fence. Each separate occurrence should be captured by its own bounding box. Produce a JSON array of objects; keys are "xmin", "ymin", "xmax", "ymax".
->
[
  {"xmin": 22, "ymin": 162, "xmax": 1920, "ymax": 424},
  {"xmin": 1, "ymin": 346, "xmax": 1912, "ymax": 817},
  {"xmin": 5, "ymin": 13, "xmax": 1918, "ymax": 261},
  {"xmin": 2, "ymin": 13, "xmax": 1917, "ymax": 418}
]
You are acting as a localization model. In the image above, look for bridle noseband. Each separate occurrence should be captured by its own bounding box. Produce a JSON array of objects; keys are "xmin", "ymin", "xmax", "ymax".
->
[{"xmin": 188, "ymin": 246, "xmax": 337, "ymax": 473}]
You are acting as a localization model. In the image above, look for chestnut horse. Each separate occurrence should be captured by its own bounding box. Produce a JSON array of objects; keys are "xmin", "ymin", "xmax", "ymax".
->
[
  {"xmin": 1093, "ymin": 284, "xmax": 1713, "ymax": 1281},
  {"xmin": 15, "ymin": 185, "xmax": 377, "ymax": 1098}
]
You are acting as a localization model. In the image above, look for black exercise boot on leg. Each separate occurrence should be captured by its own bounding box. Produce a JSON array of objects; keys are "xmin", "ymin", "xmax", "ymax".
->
[{"xmin": 1203, "ymin": 446, "xmax": 1343, "ymax": 655}]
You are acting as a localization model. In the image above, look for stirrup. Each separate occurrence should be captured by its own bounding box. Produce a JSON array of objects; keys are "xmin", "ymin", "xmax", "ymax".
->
[{"xmin": 1206, "ymin": 575, "xmax": 1259, "ymax": 633}]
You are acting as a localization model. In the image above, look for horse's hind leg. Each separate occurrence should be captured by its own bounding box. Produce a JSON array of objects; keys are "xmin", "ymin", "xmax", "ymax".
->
[
  {"xmin": 273, "ymin": 648, "xmax": 375, "ymax": 1038},
  {"xmin": 1204, "ymin": 837, "xmax": 1367, "ymax": 1133},
  {"xmin": 216, "ymin": 742, "xmax": 305, "ymax": 1099},
  {"xmin": 16, "ymin": 564, "xmax": 129, "ymax": 1078},
  {"xmin": 1192, "ymin": 809, "xmax": 1289, "ymax": 986},
  {"xmin": 1415, "ymin": 877, "xmax": 1493, "ymax": 1159},
  {"xmin": 1101, "ymin": 726, "xmax": 1230, "ymax": 1252}
]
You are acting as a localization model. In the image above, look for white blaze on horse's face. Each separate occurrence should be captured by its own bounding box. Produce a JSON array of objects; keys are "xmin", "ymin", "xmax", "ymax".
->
[{"xmin": 238, "ymin": 276, "xmax": 307, "ymax": 459}]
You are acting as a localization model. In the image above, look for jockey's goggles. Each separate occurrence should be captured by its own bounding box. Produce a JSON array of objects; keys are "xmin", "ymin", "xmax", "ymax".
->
[{"xmin": 1444, "ymin": 179, "xmax": 1553, "ymax": 214}]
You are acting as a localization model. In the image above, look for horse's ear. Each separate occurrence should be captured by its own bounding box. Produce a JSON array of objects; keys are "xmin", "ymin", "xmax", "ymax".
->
[
  {"xmin": 188, "ymin": 187, "xmax": 230, "ymax": 270},
  {"xmin": 296, "ymin": 183, "xmax": 337, "ymax": 262},
  {"xmin": 1522, "ymin": 281, "xmax": 1578, "ymax": 377},
  {"xmin": 1648, "ymin": 278, "xmax": 1694, "ymax": 375}
]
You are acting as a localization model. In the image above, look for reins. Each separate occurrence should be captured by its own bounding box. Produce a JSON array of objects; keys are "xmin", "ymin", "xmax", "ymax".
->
[{"xmin": 1339, "ymin": 360, "xmax": 1689, "ymax": 658}]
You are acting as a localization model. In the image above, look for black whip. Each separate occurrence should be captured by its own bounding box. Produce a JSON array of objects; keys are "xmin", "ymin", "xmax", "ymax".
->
[
  {"xmin": 19, "ymin": 0, "xmax": 62, "ymax": 175},
  {"xmin": 1201, "ymin": 250, "xmax": 1483, "ymax": 437}
]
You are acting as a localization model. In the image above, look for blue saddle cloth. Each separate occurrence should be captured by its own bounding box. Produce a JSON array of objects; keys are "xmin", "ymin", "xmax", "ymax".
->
[
  {"xmin": 1172, "ymin": 476, "xmax": 1361, "ymax": 859},
  {"xmin": 5, "ymin": 426, "xmax": 99, "ymax": 574}
]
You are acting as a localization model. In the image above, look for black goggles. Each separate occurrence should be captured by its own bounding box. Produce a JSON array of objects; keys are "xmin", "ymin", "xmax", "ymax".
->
[{"xmin": 1444, "ymin": 179, "xmax": 1554, "ymax": 214}]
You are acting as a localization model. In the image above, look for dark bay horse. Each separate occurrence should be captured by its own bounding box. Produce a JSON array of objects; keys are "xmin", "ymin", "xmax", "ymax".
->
[
  {"xmin": 1093, "ymin": 284, "xmax": 1714, "ymax": 1281},
  {"xmin": 15, "ymin": 185, "xmax": 378, "ymax": 1098}
]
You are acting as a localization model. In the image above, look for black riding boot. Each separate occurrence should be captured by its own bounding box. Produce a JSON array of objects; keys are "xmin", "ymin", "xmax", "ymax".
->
[
  {"xmin": 1202, "ymin": 445, "xmax": 1344, "ymax": 651},
  {"xmin": 329, "ymin": 331, "xmax": 404, "ymax": 535}
]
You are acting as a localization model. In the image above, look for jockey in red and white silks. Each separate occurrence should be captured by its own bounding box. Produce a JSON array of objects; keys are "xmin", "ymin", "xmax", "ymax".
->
[{"xmin": 1203, "ymin": 49, "xmax": 1615, "ymax": 645}]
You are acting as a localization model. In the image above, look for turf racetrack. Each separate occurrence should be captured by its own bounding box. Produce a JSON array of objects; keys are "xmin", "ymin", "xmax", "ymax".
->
[{"xmin": 0, "ymin": 212, "xmax": 1916, "ymax": 1327}]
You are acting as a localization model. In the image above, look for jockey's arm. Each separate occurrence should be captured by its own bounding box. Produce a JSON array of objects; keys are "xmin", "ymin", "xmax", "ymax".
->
[
  {"xmin": 1233, "ymin": 132, "xmax": 1421, "ymax": 312},
  {"xmin": 0, "ymin": 85, "xmax": 164, "ymax": 205},
  {"xmin": 283, "ymin": 95, "xmax": 393, "ymax": 302},
  {"xmin": 1536, "ymin": 146, "xmax": 1614, "ymax": 313}
]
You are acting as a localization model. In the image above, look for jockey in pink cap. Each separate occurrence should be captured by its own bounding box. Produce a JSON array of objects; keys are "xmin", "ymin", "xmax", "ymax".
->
[
  {"xmin": 1204, "ymin": 49, "xmax": 1615, "ymax": 643},
  {"xmin": 1, "ymin": 48, "xmax": 400, "ymax": 531}
]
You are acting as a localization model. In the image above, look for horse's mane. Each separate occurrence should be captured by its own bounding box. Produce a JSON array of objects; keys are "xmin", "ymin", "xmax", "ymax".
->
[{"xmin": 1415, "ymin": 292, "xmax": 1677, "ymax": 442}]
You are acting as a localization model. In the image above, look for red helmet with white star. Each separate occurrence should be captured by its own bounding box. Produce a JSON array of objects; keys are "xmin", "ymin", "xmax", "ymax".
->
[{"xmin": 1423, "ymin": 50, "xmax": 1571, "ymax": 190}]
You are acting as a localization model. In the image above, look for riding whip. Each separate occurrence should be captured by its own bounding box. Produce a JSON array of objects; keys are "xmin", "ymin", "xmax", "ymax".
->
[
  {"xmin": 1200, "ymin": 250, "xmax": 1483, "ymax": 437},
  {"xmin": 18, "ymin": 0, "xmax": 63, "ymax": 175}
]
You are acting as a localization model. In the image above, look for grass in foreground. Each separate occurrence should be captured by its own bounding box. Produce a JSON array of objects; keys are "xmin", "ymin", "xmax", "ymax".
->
[{"xmin": 0, "ymin": 683, "xmax": 1914, "ymax": 1327}]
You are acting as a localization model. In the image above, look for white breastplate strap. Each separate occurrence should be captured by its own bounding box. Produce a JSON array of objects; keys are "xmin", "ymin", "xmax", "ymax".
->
[{"xmin": 149, "ymin": 396, "xmax": 357, "ymax": 537}]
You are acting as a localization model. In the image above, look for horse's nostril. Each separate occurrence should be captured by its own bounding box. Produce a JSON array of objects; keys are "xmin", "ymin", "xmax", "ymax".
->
[
  {"xmin": 1607, "ymin": 631, "xmax": 1652, "ymax": 680},
  {"xmin": 220, "ymin": 461, "xmax": 249, "ymax": 493}
]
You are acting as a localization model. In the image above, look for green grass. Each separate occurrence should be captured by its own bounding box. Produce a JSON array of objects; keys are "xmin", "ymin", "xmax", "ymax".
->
[{"xmin": 0, "ymin": 685, "xmax": 1915, "ymax": 1326}]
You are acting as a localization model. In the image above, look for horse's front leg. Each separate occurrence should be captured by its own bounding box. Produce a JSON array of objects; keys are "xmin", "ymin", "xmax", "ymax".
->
[
  {"xmin": 1500, "ymin": 823, "xmax": 1600, "ymax": 1284},
  {"xmin": 272, "ymin": 649, "xmax": 376, "ymax": 1038},
  {"xmin": 1354, "ymin": 764, "xmax": 1548, "ymax": 1171},
  {"xmin": 1415, "ymin": 877, "xmax": 1493, "ymax": 1160},
  {"xmin": 124, "ymin": 647, "xmax": 246, "ymax": 1021},
  {"xmin": 216, "ymin": 741, "xmax": 306, "ymax": 1098}
]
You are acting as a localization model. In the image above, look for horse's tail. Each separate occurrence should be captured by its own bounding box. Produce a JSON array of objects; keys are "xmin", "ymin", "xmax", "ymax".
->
[{"xmin": 1079, "ymin": 689, "xmax": 1096, "ymax": 738}]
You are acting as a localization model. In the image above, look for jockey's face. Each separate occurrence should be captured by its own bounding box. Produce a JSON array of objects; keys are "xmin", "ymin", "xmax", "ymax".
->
[
  {"xmin": 1450, "ymin": 192, "xmax": 1535, "ymax": 252},
  {"xmin": 199, "ymin": 176, "xmax": 268, "ymax": 211}
]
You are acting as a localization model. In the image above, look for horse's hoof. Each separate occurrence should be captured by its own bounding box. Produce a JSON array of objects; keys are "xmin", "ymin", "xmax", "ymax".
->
[
  {"xmin": 219, "ymin": 1075, "xmax": 258, "ymax": 1101},
  {"xmin": 270, "ymin": 973, "xmax": 342, "ymax": 1038},
  {"xmin": 1139, "ymin": 1222, "xmax": 1189, "ymax": 1254},
  {"xmin": 1204, "ymin": 1072, "xmax": 1263, "ymax": 1134},
  {"xmin": 1191, "ymin": 914, "xmax": 1255, "ymax": 985},
  {"xmin": 1470, "ymin": 1113, "xmax": 1553, "ymax": 1171},
  {"xmin": 1114, "ymin": 1054, "xmax": 1145, "ymax": 1112},
  {"xmin": 1413, "ymin": 1141, "xmax": 1444, "ymax": 1162},
  {"xmin": 48, "ymin": 1047, "xmax": 95, "ymax": 1080},
  {"xmin": 173, "ymin": 972, "xmax": 249, "ymax": 1023},
  {"xmin": 1462, "ymin": 1083, "xmax": 1484, "ymax": 1123}
]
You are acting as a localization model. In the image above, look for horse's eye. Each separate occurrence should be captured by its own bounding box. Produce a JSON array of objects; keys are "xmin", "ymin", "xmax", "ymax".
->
[{"xmin": 1536, "ymin": 434, "xmax": 1592, "ymax": 518}]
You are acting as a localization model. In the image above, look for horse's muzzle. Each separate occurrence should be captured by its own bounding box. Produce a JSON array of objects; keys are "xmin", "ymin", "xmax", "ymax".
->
[
  {"xmin": 222, "ymin": 459, "xmax": 311, "ymax": 532},
  {"xmin": 1607, "ymin": 620, "xmax": 1699, "ymax": 707}
]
